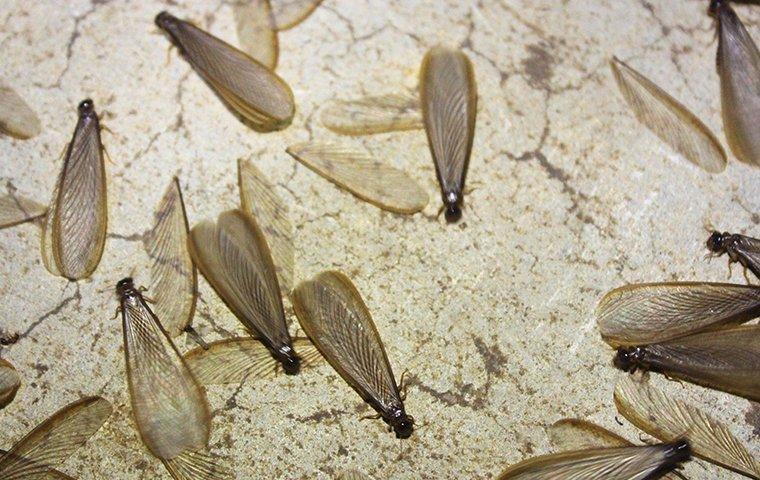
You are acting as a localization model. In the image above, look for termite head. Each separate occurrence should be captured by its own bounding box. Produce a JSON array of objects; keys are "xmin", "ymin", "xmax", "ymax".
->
[
  {"xmin": 155, "ymin": 11, "xmax": 178, "ymax": 31},
  {"xmin": 444, "ymin": 191, "xmax": 462, "ymax": 223},
  {"xmin": 116, "ymin": 277, "xmax": 137, "ymax": 297},
  {"xmin": 387, "ymin": 408, "xmax": 414, "ymax": 439},
  {"xmin": 708, "ymin": 0, "xmax": 723, "ymax": 16},
  {"xmin": 276, "ymin": 344, "xmax": 301, "ymax": 375},
  {"xmin": 706, "ymin": 230, "xmax": 729, "ymax": 254},
  {"xmin": 665, "ymin": 438, "xmax": 692, "ymax": 465},
  {"xmin": 78, "ymin": 99, "xmax": 95, "ymax": 118},
  {"xmin": 613, "ymin": 346, "xmax": 646, "ymax": 373}
]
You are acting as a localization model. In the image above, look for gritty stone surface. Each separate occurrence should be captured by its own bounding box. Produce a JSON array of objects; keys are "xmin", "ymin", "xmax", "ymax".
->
[{"xmin": 0, "ymin": 0, "xmax": 759, "ymax": 479}]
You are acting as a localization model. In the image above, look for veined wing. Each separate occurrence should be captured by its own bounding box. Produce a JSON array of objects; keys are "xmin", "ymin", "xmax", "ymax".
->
[
  {"xmin": 320, "ymin": 91, "xmax": 423, "ymax": 135},
  {"xmin": 270, "ymin": 0, "xmax": 323, "ymax": 30},
  {"xmin": 0, "ymin": 194, "xmax": 45, "ymax": 228},
  {"xmin": 233, "ymin": 0, "xmax": 278, "ymax": 69},
  {"xmin": 0, "ymin": 83, "xmax": 40, "ymax": 139}
]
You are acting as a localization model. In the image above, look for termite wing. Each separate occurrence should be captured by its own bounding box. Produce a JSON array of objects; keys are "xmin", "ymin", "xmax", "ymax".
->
[
  {"xmin": 0, "ymin": 194, "xmax": 46, "ymax": 229},
  {"xmin": 0, "ymin": 358, "xmax": 20, "ymax": 410}
]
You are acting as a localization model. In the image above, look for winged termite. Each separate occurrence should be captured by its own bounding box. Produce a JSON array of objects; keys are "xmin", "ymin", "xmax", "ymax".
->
[
  {"xmin": 496, "ymin": 440, "xmax": 691, "ymax": 480},
  {"xmin": 189, "ymin": 209, "xmax": 302, "ymax": 374},
  {"xmin": 0, "ymin": 194, "xmax": 45, "ymax": 228},
  {"xmin": 269, "ymin": 0, "xmax": 323, "ymax": 30},
  {"xmin": 0, "ymin": 396, "xmax": 111, "ymax": 479},
  {"xmin": 710, "ymin": 0, "xmax": 760, "ymax": 167},
  {"xmin": 232, "ymin": 0, "xmax": 278, "ymax": 70},
  {"xmin": 184, "ymin": 337, "xmax": 321, "ymax": 385},
  {"xmin": 286, "ymin": 141, "xmax": 428, "ymax": 214},
  {"xmin": 707, "ymin": 230, "xmax": 760, "ymax": 281},
  {"xmin": 615, "ymin": 324, "xmax": 760, "ymax": 401},
  {"xmin": 156, "ymin": 11, "xmax": 295, "ymax": 132},
  {"xmin": 144, "ymin": 177, "xmax": 197, "ymax": 338},
  {"xmin": 40, "ymin": 99, "xmax": 107, "ymax": 280},
  {"xmin": 596, "ymin": 282, "xmax": 760, "ymax": 347},
  {"xmin": 610, "ymin": 56, "xmax": 727, "ymax": 173},
  {"xmin": 0, "ymin": 359, "xmax": 20, "ymax": 409},
  {"xmin": 292, "ymin": 271, "xmax": 414, "ymax": 438},
  {"xmin": 419, "ymin": 46, "xmax": 477, "ymax": 222},
  {"xmin": 238, "ymin": 159, "xmax": 294, "ymax": 294},
  {"xmin": 117, "ymin": 277, "xmax": 231, "ymax": 479},
  {"xmin": 0, "ymin": 83, "xmax": 41, "ymax": 139},
  {"xmin": 549, "ymin": 419, "xmax": 688, "ymax": 480},
  {"xmin": 320, "ymin": 91, "xmax": 423, "ymax": 135},
  {"xmin": 615, "ymin": 375, "xmax": 760, "ymax": 478}
]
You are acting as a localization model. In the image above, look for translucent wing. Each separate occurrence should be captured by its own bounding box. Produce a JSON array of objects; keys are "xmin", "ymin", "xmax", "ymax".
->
[
  {"xmin": 715, "ymin": 3, "xmax": 760, "ymax": 166},
  {"xmin": 729, "ymin": 234, "xmax": 760, "ymax": 280},
  {"xmin": 0, "ymin": 396, "xmax": 112, "ymax": 479},
  {"xmin": 269, "ymin": 0, "xmax": 323, "ymax": 30},
  {"xmin": 121, "ymin": 288, "xmax": 210, "ymax": 460},
  {"xmin": 0, "ymin": 83, "xmax": 41, "ymax": 139},
  {"xmin": 496, "ymin": 442, "xmax": 689, "ymax": 480},
  {"xmin": 286, "ymin": 141, "xmax": 428, "ymax": 214},
  {"xmin": 611, "ymin": 57, "xmax": 727, "ymax": 173},
  {"xmin": 292, "ymin": 271, "xmax": 402, "ymax": 415},
  {"xmin": 238, "ymin": 159, "xmax": 294, "ymax": 294},
  {"xmin": 643, "ymin": 325, "xmax": 760, "ymax": 401},
  {"xmin": 320, "ymin": 91, "xmax": 423, "ymax": 135},
  {"xmin": 419, "ymin": 47, "xmax": 477, "ymax": 207},
  {"xmin": 157, "ymin": 12, "xmax": 294, "ymax": 131},
  {"xmin": 0, "ymin": 450, "xmax": 76, "ymax": 480},
  {"xmin": 144, "ymin": 178, "xmax": 197, "ymax": 338},
  {"xmin": 184, "ymin": 337, "xmax": 321, "ymax": 385},
  {"xmin": 0, "ymin": 358, "xmax": 20, "ymax": 409},
  {"xmin": 44, "ymin": 100, "xmax": 107, "ymax": 280},
  {"xmin": 596, "ymin": 282, "xmax": 760, "ymax": 346},
  {"xmin": 233, "ymin": 0, "xmax": 278, "ymax": 70},
  {"xmin": 0, "ymin": 194, "xmax": 45, "ymax": 228},
  {"xmin": 615, "ymin": 376, "xmax": 760, "ymax": 478},
  {"xmin": 162, "ymin": 449, "xmax": 233, "ymax": 480},
  {"xmin": 548, "ymin": 419, "xmax": 687, "ymax": 480},
  {"xmin": 188, "ymin": 209, "xmax": 291, "ymax": 353}
]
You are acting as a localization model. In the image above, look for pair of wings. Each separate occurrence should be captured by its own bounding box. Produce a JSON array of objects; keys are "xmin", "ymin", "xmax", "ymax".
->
[
  {"xmin": 232, "ymin": 0, "xmax": 324, "ymax": 70},
  {"xmin": 292, "ymin": 271, "xmax": 404, "ymax": 416},
  {"xmin": 158, "ymin": 12, "xmax": 294, "ymax": 131},
  {"xmin": 40, "ymin": 103, "xmax": 107, "ymax": 280},
  {"xmin": 0, "ymin": 396, "xmax": 111, "ymax": 479},
  {"xmin": 121, "ymin": 289, "xmax": 233, "ymax": 479}
]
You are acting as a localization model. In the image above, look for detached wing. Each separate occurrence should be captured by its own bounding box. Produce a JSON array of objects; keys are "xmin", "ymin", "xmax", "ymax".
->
[
  {"xmin": 0, "ymin": 194, "xmax": 45, "ymax": 228},
  {"xmin": 320, "ymin": 92, "xmax": 423, "ymax": 135}
]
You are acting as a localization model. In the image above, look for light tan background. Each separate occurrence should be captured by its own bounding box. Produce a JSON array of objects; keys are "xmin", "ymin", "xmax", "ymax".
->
[{"xmin": 0, "ymin": 0, "xmax": 759, "ymax": 478}]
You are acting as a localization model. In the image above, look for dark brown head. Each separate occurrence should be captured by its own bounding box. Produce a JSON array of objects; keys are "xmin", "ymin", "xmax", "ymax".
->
[
  {"xmin": 387, "ymin": 408, "xmax": 414, "ymax": 439},
  {"xmin": 78, "ymin": 99, "xmax": 95, "ymax": 118},
  {"xmin": 613, "ymin": 346, "xmax": 646, "ymax": 373},
  {"xmin": 444, "ymin": 191, "xmax": 462, "ymax": 223},
  {"xmin": 276, "ymin": 344, "xmax": 301, "ymax": 375},
  {"xmin": 708, "ymin": 0, "xmax": 723, "ymax": 16},
  {"xmin": 116, "ymin": 277, "xmax": 137, "ymax": 297},
  {"xmin": 155, "ymin": 11, "xmax": 179, "ymax": 31},
  {"xmin": 706, "ymin": 230, "xmax": 729, "ymax": 254}
]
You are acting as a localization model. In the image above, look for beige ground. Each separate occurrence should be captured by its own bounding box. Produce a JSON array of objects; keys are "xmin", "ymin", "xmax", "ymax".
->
[{"xmin": 0, "ymin": 0, "xmax": 759, "ymax": 478}]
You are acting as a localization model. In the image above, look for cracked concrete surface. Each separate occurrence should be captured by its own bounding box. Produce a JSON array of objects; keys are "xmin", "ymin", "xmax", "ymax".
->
[{"xmin": 0, "ymin": 0, "xmax": 759, "ymax": 478}]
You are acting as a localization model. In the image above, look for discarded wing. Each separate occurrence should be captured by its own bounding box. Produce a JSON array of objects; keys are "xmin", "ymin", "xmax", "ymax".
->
[
  {"xmin": 707, "ymin": 230, "xmax": 760, "ymax": 281},
  {"xmin": 0, "ymin": 83, "xmax": 41, "ymax": 139},
  {"xmin": 184, "ymin": 337, "xmax": 321, "ymax": 385},
  {"xmin": 189, "ymin": 209, "xmax": 302, "ymax": 374},
  {"xmin": 713, "ymin": 1, "xmax": 760, "ymax": 166},
  {"xmin": 496, "ymin": 441, "xmax": 691, "ymax": 480},
  {"xmin": 144, "ymin": 178, "xmax": 197, "ymax": 338},
  {"xmin": 320, "ymin": 92, "xmax": 423, "ymax": 135},
  {"xmin": 596, "ymin": 282, "xmax": 760, "ymax": 346},
  {"xmin": 548, "ymin": 419, "xmax": 687, "ymax": 480},
  {"xmin": 292, "ymin": 271, "xmax": 414, "ymax": 439},
  {"xmin": 0, "ymin": 396, "xmax": 112, "ymax": 479},
  {"xmin": 156, "ymin": 11, "xmax": 295, "ymax": 131},
  {"xmin": 0, "ymin": 194, "xmax": 45, "ymax": 229},
  {"xmin": 615, "ymin": 375, "xmax": 760, "ymax": 478},
  {"xmin": 270, "ymin": 0, "xmax": 323, "ymax": 30},
  {"xmin": 610, "ymin": 57, "xmax": 727, "ymax": 173},
  {"xmin": 117, "ymin": 278, "xmax": 231, "ymax": 479},
  {"xmin": 238, "ymin": 159, "xmax": 294, "ymax": 294},
  {"xmin": 286, "ymin": 141, "xmax": 428, "ymax": 214},
  {"xmin": 0, "ymin": 359, "xmax": 20, "ymax": 409},
  {"xmin": 233, "ymin": 0, "xmax": 278, "ymax": 69},
  {"xmin": 40, "ymin": 99, "xmax": 107, "ymax": 280},
  {"xmin": 614, "ymin": 325, "xmax": 760, "ymax": 401},
  {"xmin": 419, "ymin": 46, "xmax": 477, "ymax": 222}
]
